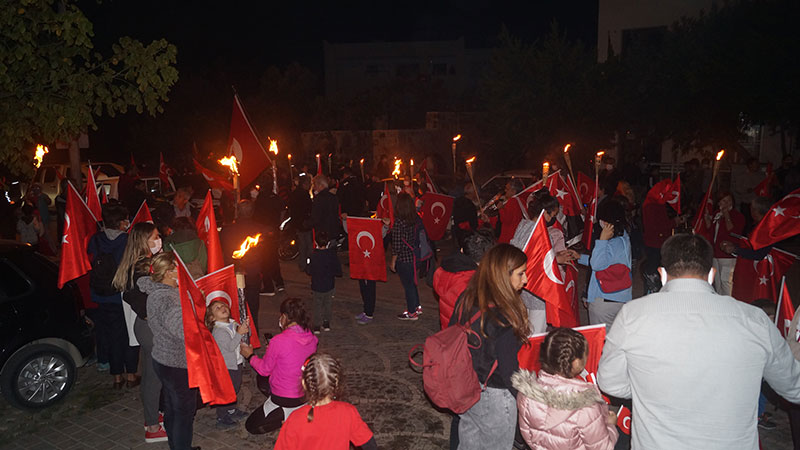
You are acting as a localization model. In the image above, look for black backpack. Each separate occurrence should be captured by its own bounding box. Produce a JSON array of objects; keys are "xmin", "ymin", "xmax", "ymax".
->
[{"xmin": 90, "ymin": 244, "xmax": 120, "ymax": 296}]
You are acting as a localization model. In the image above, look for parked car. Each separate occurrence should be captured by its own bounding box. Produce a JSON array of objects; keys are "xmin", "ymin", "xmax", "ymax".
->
[
  {"xmin": 479, "ymin": 169, "xmax": 538, "ymax": 204},
  {"xmin": 28, "ymin": 162, "xmax": 124, "ymax": 206},
  {"xmin": 0, "ymin": 241, "xmax": 93, "ymax": 410}
]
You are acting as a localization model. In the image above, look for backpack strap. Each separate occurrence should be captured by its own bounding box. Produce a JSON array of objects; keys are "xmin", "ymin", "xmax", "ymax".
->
[{"xmin": 481, "ymin": 360, "xmax": 499, "ymax": 391}]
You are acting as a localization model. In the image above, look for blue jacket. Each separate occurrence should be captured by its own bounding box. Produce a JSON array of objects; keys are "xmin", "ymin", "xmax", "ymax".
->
[
  {"xmin": 579, "ymin": 232, "xmax": 632, "ymax": 303},
  {"xmin": 306, "ymin": 246, "xmax": 342, "ymax": 293}
]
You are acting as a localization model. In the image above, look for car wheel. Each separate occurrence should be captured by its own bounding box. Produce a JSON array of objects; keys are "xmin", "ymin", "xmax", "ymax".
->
[{"xmin": 0, "ymin": 344, "xmax": 76, "ymax": 410}]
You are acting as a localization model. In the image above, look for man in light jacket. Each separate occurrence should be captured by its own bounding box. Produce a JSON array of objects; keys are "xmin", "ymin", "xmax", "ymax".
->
[{"xmin": 598, "ymin": 233, "xmax": 800, "ymax": 450}]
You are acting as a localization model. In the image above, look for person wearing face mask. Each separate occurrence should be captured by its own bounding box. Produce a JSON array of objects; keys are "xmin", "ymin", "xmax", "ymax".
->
[
  {"xmin": 597, "ymin": 234, "xmax": 800, "ymax": 450},
  {"xmin": 577, "ymin": 196, "xmax": 632, "ymax": 328},
  {"xmin": 448, "ymin": 244, "xmax": 531, "ymax": 450},
  {"xmin": 113, "ymin": 222, "xmax": 166, "ymax": 443}
]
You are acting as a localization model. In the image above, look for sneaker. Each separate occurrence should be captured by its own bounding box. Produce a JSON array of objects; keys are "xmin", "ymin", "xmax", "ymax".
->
[
  {"xmin": 397, "ymin": 311, "xmax": 419, "ymax": 321},
  {"xmin": 312, "ymin": 326, "xmax": 321, "ymax": 335},
  {"xmin": 228, "ymin": 409, "xmax": 248, "ymax": 421},
  {"xmin": 144, "ymin": 425, "xmax": 168, "ymax": 443},
  {"xmin": 416, "ymin": 306, "xmax": 423, "ymax": 315},
  {"xmin": 322, "ymin": 321, "xmax": 331, "ymax": 332},
  {"xmin": 354, "ymin": 312, "xmax": 368, "ymax": 320},
  {"xmin": 96, "ymin": 362, "xmax": 110, "ymax": 372},
  {"xmin": 357, "ymin": 314, "xmax": 373, "ymax": 325},
  {"xmin": 216, "ymin": 415, "xmax": 238, "ymax": 429},
  {"xmin": 758, "ymin": 413, "xmax": 777, "ymax": 430}
]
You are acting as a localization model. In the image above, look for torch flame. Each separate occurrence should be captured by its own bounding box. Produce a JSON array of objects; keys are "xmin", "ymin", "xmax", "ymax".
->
[
  {"xmin": 563, "ymin": 144, "xmax": 571, "ymax": 153},
  {"xmin": 360, "ymin": 158, "xmax": 365, "ymax": 164},
  {"xmin": 219, "ymin": 156, "xmax": 239, "ymax": 175},
  {"xmin": 269, "ymin": 138, "xmax": 278, "ymax": 155},
  {"xmin": 596, "ymin": 151, "xmax": 605, "ymax": 157},
  {"xmin": 232, "ymin": 234, "xmax": 262, "ymax": 259},
  {"xmin": 453, "ymin": 134, "xmax": 462, "ymax": 142},
  {"xmin": 543, "ymin": 162, "xmax": 550, "ymax": 170},
  {"xmin": 34, "ymin": 144, "xmax": 49, "ymax": 169},
  {"xmin": 716, "ymin": 149, "xmax": 725, "ymax": 161},
  {"xmin": 465, "ymin": 156, "xmax": 476, "ymax": 164},
  {"xmin": 392, "ymin": 159, "xmax": 402, "ymax": 178},
  {"xmin": 288, "ymin": 153, "xmax": 292, "ymax": 160}
]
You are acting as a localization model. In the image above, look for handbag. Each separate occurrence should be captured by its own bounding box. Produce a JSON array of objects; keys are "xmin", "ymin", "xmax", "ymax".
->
[{"xmin": 596, "ymin": 263, "xmax": 632, "ymax": 294}]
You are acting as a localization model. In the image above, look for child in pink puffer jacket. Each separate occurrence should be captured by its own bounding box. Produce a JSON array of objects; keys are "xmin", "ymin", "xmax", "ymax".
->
[{"xmin": 512, "ymin": 328, "xmax": 618, "ymax": 450}]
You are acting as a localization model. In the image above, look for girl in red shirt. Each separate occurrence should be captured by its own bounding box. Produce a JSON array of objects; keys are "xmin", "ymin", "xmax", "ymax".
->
[{"xmin": 275, "ymin": 353, "xmax": 376, "ymax": 450}]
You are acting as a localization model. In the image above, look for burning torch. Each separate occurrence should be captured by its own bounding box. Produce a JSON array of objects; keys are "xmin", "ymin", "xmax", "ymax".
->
[
  {"xmin": 465, "ymin": 156, "xmax": 482, "ymax": 209},
  {"xmin": 219, "ymin": 155, "xmax": 240, "ymax": 216},
  {"xmin": 452, "ymin": 134, "xmax": 461, "ymax": 177},
  {"xmin": 269, "ymin": 138, "xmax": 279, "ymax": 195},
  {"xmin": 231, "ymin": 233, "xmax": 261, "ymax": 344}
]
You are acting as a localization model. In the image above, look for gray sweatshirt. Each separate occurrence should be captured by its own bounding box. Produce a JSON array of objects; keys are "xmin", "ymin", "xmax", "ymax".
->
[
  {"xmin": 139, "ymin": 276, "xmax": 187, "ymax": 368},
  {"xmin": 212, "ymin": 320, "xmax": 243, "ymax": 370}
]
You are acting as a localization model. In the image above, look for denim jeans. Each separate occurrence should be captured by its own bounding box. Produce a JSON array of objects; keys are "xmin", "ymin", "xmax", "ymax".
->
[
  {"xmin": 457, "ymin": 387, "xmax": 516, "ymax": 450},
  {"xmin": 153, "ymin": 360, "xmax": 197, "ymax": 450},
  {"xmin": 359, "ymin": 279, "xmax": 376, "ymax": 316},
  {"xmin": 396, "ymin": 261, "xmax": 420, "ymax": 312}
]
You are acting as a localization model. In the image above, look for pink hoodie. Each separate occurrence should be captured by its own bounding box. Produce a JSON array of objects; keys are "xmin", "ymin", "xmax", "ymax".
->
[
  {"xmin": 512, "ymin": 370, "xmax": 618, "ymax": 450},
  {"xmin": 249, "ymin": 325, "xmax": 318, "ymax": 398}
]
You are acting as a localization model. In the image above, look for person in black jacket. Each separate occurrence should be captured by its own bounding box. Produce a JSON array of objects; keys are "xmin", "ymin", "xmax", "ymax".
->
[
  {"xmin": 337, "ymin": 167, "xmax": 367, "ymax": 217},
  {"xmin": 311, "ymin": 174, "xmax": 341, "ymax": 243},
  {"xmin": 288, "ymin": 175, "xmax": 313, "ymax": 271},
  {"xmin": 255, "ymin": 179, "xmax": 286, "ymax": 295},
  {"xmin": 452, "ymin": 182, "xmax": 480, "ymax": 249},
  {"xmin": 306, "ymin": 231, "xmax": 342, "ymax": 334}
]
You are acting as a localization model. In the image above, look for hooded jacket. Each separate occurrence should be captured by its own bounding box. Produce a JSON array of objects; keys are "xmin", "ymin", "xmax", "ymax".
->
[
  {"xmin": 512, "ymin": 370, "xmax": 617, "ymax": 450},
  {"xmin": 139, "ymin": 276, "xmax": 186, "ymax": 368},
  {"xmin": 433, "ymin": 252, "xmax": 476, "ymax": 329},
  {"xmin": 87, "ymin": 228, "xmax": 128, "ymax": 303},
  {"xmin": 249, "ymin": 325, "xmax": 318, "ymax": 398},
  {"xmin": 165, "ymin": 229, "xmax": 207, "ymax": 278}
]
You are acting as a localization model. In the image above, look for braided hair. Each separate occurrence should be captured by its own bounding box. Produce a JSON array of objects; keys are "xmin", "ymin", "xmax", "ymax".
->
[
  {"xmin": 302, "ymin": 352, "xmax": 344, "ymax": 422},
  {"xmin": 539, "ymin": 328, "xmax": 587, "ymax": 378}
]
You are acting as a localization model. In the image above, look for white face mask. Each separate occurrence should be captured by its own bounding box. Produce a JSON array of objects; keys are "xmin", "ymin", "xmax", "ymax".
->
[
  {"xmin": 251, "ymin": 189, "xmax": 259, "ymax": 199},
  {"xmin": 149, "ymin": 238, "xmax": 162, "ymax": 255}
]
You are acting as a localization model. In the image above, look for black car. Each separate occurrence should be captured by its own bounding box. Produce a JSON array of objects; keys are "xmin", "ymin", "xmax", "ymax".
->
[{"xmin": 0, "ymin": 240, "xmax": 94, "ymax": 409}]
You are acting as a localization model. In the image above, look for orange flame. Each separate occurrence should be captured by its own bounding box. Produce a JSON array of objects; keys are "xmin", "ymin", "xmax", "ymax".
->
[
  {"xmin": 596, "ymin": 151, "xmax": 605, "ymax": 157},
  {"xmin": 392, "ymin": 159, "xmax": 402, "ymax": 178},
  {"xmin": 453, "ymin": 134, "xmax": 462, "ymax": 142},
  {"xmin": 232, "ymin": 234, "xmax": 262, "ymax": 259},
  {"xmin": 716, "ymin": 149, "xmax": 725, "ymax": 161},
  {"xmin": 465, "ymin": 156, "xmax": 476, "ymax": 164},
  {"xmin": 269, "ymin": 138, "xmax": 278, "ymax": 155},
  {"xmin": 563, "ymin": 144, "xmax": 571, "ymax": 153},
  {"xmin": 34, "ymin": 144, "xmax": 49, "ymax": 169},
  {"xmin": 359, "ymin": 158, "xmax": 365, "ymax": 164},
  {"xmin": 543, "ymin": 162, "xmax": 550, "ymax": 171},
  {"xmin": 219, "ymin": 156, "xmax": 239, "ymax": 175},
  {"xmin": 288, "ymin": 153, "xmax": 292, "ymax": 160}
]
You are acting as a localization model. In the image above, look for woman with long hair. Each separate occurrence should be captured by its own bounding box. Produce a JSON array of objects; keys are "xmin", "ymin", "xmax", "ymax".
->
[
  {"xmin": 449, "ymin": 243, "xmax": 530, "ymax": 450},
  {"xmin": 113, "ymin": 222, "xmax": 166, "ymax": 442},
  {"xmin": 391, "ymin": 192, "xmax": 423, "ymax": 320}
]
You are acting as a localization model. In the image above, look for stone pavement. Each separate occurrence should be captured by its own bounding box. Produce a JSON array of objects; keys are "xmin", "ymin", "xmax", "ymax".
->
[{"xmin": 1, "ymin": 252, "xmax": 796, "ymax": 449}]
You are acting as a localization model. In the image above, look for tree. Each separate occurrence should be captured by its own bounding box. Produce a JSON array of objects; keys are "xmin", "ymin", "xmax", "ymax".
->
[{"xmin": 0, "ymin": 0, "xmax": 178, "ymax": 176}]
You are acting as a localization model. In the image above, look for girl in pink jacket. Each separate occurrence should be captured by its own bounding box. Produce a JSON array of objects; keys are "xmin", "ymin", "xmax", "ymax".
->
[{"xmin": 512, "ymin": 328, "xmax": 618, "ymax": 450}]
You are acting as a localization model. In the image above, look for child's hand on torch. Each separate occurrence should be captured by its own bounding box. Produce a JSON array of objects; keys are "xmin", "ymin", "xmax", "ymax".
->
[
  {"xmin": 237, "ymin": 317, "xmax": 249, "ymax": 335},
  {"xmin": 240, "ymin": 343, "xmax": 254, "ymax": 358}
]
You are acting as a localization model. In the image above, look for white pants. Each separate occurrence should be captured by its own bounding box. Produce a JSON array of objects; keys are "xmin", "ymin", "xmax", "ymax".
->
[{"xmin": 713, "ymin": 257, "xmax": 736, "ymax": 296}]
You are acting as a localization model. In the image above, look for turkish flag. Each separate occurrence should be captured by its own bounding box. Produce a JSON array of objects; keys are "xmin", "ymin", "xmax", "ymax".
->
[
  {"xmin": 175, "ymin": 254, "xmax": 236, "ymax": 405},
  {"xmin": 546, "ymin": 173, "xmax": 581, "ymax": 216},
  {"xmin": 227, "ymin": 95, "xmax": 271, "ymax": 188},
  {"xmin": 513, "ymin": 178, "xmax": 546, "ymax": 211},
  {"xmin": 521, "ymin": 212, "xmax": 577, "ymax": 327},
  {"xmin": 564, "ymin": 263, "xmax": 580, "ymax": 324},
  {"xmin": 644, "ymin": 176, "xmax": 681, "ymax": 214},
  {"xmin": 576, "ymin": 171, "xmax": 595, "ymax": 207},
  {"xmin": 583, "ymin": 177, "xmax": 599, "ymax": 251},
  {"xmin": 731, "ymin": 240, "xmax": 795, "ymax": 303},
  {"xmin": 130, "ymin": 200, "xmax": 154, "ymax": 227},
  {"xmin": 347, "ymin": 217, "xmax": 386, "ymax": 281},
  {"xmin": 617, "ymin": 405, "xmax": 632, "ymax": 435},
  {"xmin": 159, "ymin": 153, "xmax": 175, "ymax": 192},
  {"xmin": 58, "ymin": 182, "xmax": 99, "ymax": 288},
  {"xmin": 375, "ymin": 182, "xmax": 394, "ymax": 228},
  {"xmin": 518, "ymin": 324, "xmax": 606, "ymax": 382},
  {"xmin": 667, "ymin": 174, "xmax": 681, "ymax": 214},
  {"xmin": 755, "ymin": 164, "xmax": 774, "ymax": 197},
  {"xmin": 85, "ymin": 164, "xmax": 102, "ymax": 222},
  {"xmin": 421, "ymin": 169, "xmax": 438, "ymax": 194},
  {"xmin": 196, "ymin": 191, "xmax": 224, "ymax": 272},
  {"xmin": 195, "ymin": 265, "xmax": 260, "ymax": 348},
  {"xmin": 776, "ymin": 277, "xmax": 794, "ymax": 338},
  {"xmin": 194, "ymin": 159, "xmax": 234, "ymax": 191},
  {"xmin": 693, "ymin": 181, "xmax": 716, "ymax": 235},
  {"xmin": 420, "ymin": 192, "xmax": 453, "ymax": 241},
  {"xmin": 749, "ymin": 187, "xmax": 800, "ymax": 250}
]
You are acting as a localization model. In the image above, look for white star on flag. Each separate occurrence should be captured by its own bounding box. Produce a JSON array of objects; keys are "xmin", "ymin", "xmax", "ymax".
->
[
  {"xmin": 774, "ymin": 206, "xmax": 786, "ymax": 217},
  {"xmin": 434, "ymin": 217, "xmax": 440, "ymax": 224},
  {"xmin": 363, "ymin": 250, "xmax": 371, "ymax": 258},
  {"xmin": 759, "ymin": 276, "xmax": 768, "ymax": 285},
  {"xmin": 556, "ymin": 189, "xmax": 568, "ymax": 199}
]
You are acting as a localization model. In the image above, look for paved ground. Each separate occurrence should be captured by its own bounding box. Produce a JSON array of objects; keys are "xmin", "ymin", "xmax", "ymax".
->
[{"xmin": 1, "ymin": 248, "xmax": 796, "ymax": 449}]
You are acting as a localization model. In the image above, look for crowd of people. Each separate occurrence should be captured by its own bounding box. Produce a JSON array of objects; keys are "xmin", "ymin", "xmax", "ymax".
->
[{"xmin": 3, "ymin": 149, "xmax": 800, "ymax": 450}]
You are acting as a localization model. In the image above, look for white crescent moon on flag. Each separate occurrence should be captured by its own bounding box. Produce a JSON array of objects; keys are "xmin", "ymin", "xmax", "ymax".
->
[
  {"xmin": 62, "ymin": 213, "xmax": 71, "ymax": 244},
  {"xmin": 580, "ymin": 182, "xmax": 589, "ymax": 196},
  {"xmin": 782, "ymin": 194, "xmax": 800, "ymax": 218},
  {"xmin": 566, "ymin": 280, "xmax": 575, "ymax": 292},
  {"xmin": 204, "ymin": 217, "xmax": 211, "ymax": 233},
  {"xmin": 356, "ymin": 231, "xmax": 375, "ymax": 250},
  {"xmin": 202, "ymin": 172, "xmax": 213, "ymax": 181},
  {"xmin": 623, "ymin": 416, "xmax": 631, "ymax": 429},
  {"xmin": 205, "ymin": 290, "xmax": 232, "ymax": 307},
  {"xmin": 543, "ymin": 249, "xmax": 564, "ymax": 285},
  {"xmin": 666, "ymin": 191, "xmax": 680, "ymax": 204},
  {"xmin": 380, "ymin": 195, "xmax": 388, "ymax": 210},
  {"xmin": 230, "ymin": 138, "xmax": 243, "ymax": 162},
  {"xmin": 431, "ymin": 201, "xmax": 446, "ymax": 217},
  {"xmin": 754, "ymin": 254, "xmax": 775, "ymax": 277}
]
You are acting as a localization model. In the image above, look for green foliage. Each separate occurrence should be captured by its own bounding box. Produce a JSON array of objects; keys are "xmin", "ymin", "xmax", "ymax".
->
[{"xmin": 0, "ymin": 0, "xmax": 178, "ymax": 176}]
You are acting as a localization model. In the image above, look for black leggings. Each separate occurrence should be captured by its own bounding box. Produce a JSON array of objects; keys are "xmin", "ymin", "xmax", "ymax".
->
[{"xmin": 245, "ymin": 394, "xmax": 305, "ymax": 435}]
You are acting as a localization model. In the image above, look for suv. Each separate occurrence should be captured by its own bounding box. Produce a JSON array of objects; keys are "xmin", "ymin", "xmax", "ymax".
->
[
  {"xmin": 0, "ymin": 241, "xmax": 93, "ymax": 409},
  {"xmin": 29, "ymin": 162, "xmax": 124, "ymax": 206}
]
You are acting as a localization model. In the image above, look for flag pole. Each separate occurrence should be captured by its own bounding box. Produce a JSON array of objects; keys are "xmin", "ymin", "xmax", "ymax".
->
[{"xmin": 775, "ymin": 276, "xmax": 786, "ymax": 328}]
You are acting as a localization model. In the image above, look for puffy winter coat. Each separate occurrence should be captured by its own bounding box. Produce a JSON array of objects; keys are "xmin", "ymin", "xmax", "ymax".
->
[
  {"xmin": 512, "ymin": 369, "xmax": 618, "ymax": 450},
  {"xmin": 432, "ymin": 252, "xmax": 476, "ymax": 329}
]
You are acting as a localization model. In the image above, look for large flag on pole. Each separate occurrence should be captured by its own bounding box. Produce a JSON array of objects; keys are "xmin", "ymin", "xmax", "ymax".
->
[
  {"xmin": 196, "ymin": 191, "xmax": 224, "ymax": 273},
  {"xmin": 227, "ymin": 94, "xmax": 272, "ymax": 188},
  {"xmin": 576, "ymin": 171, "xmax": 595, "ymax": 207},
  {"xmin": 420, "ymin": 192, "xmax": 454, "ymax": 241},
  {"xmin": 731, "ymin": 240, "xmax": 795, "ymax": 303},
  {"xmin": 175, "ymin": 253, "xmax": 236, "ymax": 405},
  {"xmin": 521, "ymin": 211, "xmax": 577, "ymax": 327},
  {"xmin": 546, "ymin": 173, "xmax": 581, "ymax": 216},
  {"xmin": 195, "ymin": 264, "xmax": 260, "ymax": 348},
  {"xmin": 194, "ymin": 158, "xmax": 234, "ymax": 191},
  {"xmin": 159, "ymin": 153, "xmax": 176, "ymax": 192},
  {"xmin": 775, "ymin": 277, "xmax": 794, "ymax": 338},
  {"xmin": 58, "ymin": 182, "xmax": 99, "ymax": 288},
  {"xmin": 85, "ymin": 164, "xmax": 102, "ymax": 222},
  {"xmin": 130, "ymin": 200, "xmax": 154, "ymax": 227},
  {"xmin": 749, "ymin": 187, "xmax": 800, "ymax": 250},
  {"xmin": 347, "ymin": 217, "xmax": 387, "ymax": 282}
]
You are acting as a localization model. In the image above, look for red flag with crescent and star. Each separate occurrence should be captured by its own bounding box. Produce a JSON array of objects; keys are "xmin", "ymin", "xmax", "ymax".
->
[
  {"xmin": 196, "ymin": 191, "xmax": 224, "ymax": 273},
  {"xmin": 576, "ymin": 171, "xmax": 595, "ymax": 207},
  {"xmin": 195, "ymin": 264, "xmax": 260, "ymax": 348},
  {"xmin": 775, "ymin": 277, "xmax": 795, "ymax": 339},
  {"xmin": 58, "ymin": 182, "xmax": 99, "ymax": 288},
  {"xmin": 643, "ymin": 175, "xmax": 681, "ymax": 215},
  {"xmin": 159, "ymin": 153, "xmax": 176, "ymax": 192},
  {"xmin": 731, "ymin": 239, "xmax": 795, "ymax": 303},
  {"xmin": 226, "ymin": 95, "xmax": 272, "ymax": 188},
  {"xmin": 130, "ymin": 200, "xmax": 153, "ymax": 227},
  {"xmin": 194, "ymin": 158, "xmax": 234, "ymax": 191},
  {"xmin": 521, "ymin": 211, "xmax": 577, "ymax": 327},
  {"xmin": 420, "ymin": 192, "xmax": 453, "ymax": 241},
  {"xmin": 749, "ymin": 187, "xmax": 800, "ymax": 250},
  {"xmin": 546, "ymin": 172, "xmax": 581, "ymax": 217},
  {"xmin": 347, "ymin": 217, "xmax": 386, "ymax": 281},
  {"xmin": 175, "ymin": 253, "xmax": 237, "ymax": 405},
  {"xmin": 375, "ymin": 182, "xmax": 394, "ymax": 228}
]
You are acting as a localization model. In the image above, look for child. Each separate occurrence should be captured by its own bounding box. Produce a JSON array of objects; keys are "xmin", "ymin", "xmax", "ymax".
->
[
  {"xmin": 275, "ymin": 353, "xmax": 376, "ymax": 450},
  {"xmin": 512, "ymin": 328, "xmax": 618, "ymax": 450},
  {"xmin": 306, "ymin": 231, "xmax": 342, "ymax": 333},
  {"xmin": 752, "ymin": 298, "xmax": 778, "ymax": 430},
  {"xmin": 205, "ymin": 299, "xmax": 249, "ymax": 428}
]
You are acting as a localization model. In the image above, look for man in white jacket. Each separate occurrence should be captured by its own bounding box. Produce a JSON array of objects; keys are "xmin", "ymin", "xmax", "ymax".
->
[{"xmin": 598, "ymin": 233, "xmax": 800, "ymax": 450}]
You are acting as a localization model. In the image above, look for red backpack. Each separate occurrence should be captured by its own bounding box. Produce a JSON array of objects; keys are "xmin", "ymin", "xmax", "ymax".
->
[{"xmin": 409, "ymin": 308, "xmax": 497, "ymax": 414}]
